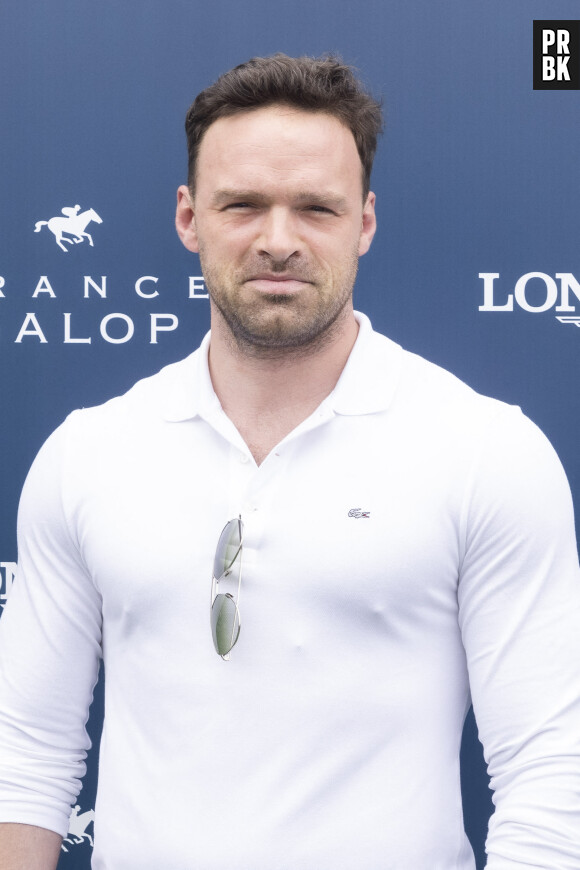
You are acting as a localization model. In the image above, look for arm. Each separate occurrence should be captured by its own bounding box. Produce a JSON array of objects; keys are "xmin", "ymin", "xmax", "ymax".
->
[
  {"xmin": 0, "ymin": 823, "xmax": 62, "ymax": 870},
  {"xmin": 0, "ymin": 417, "xmax": 102, "ymax": 840},
  {"xmin": 458, "ymin": 407, "xmax": 580, "ymax": 869}
]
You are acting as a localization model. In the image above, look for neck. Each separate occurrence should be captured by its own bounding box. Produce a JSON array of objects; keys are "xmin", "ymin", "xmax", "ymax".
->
[{"xmin": 208, "ymin": 305, "xmax": 359, "ymax": 464}]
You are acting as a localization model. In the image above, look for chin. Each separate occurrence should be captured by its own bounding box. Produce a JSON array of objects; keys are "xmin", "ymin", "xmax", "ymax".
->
[{"xmin": 231, "ymin": 303, "xmax": 348, "ymax": 355}]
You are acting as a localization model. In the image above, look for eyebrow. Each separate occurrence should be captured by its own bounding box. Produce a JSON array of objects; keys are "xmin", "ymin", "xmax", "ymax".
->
[{"xmin": 211, "ymin": 189, "xmax": 348, "ymax": 210}]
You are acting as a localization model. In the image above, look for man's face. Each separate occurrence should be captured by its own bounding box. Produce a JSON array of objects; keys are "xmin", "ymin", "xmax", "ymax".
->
[{"xmin": 176, "ymin": 104, "xmax": 376, "ymax": 353}]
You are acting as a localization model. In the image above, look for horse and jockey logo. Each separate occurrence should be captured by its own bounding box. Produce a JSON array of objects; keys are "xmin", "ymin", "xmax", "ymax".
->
[
  {"xmin": 34, "ymin": 204, "xmax": 102, "ymax": 252},
  {"xmin": 61, "ymin": 804, "xmax": 95, "ymax": 853}
]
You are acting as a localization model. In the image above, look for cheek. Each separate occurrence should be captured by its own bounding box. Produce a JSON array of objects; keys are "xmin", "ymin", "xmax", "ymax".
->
[
  {"xmin": 218, "ymin": 231, "xmax": 256, "ymax": 265},
  {"xmin": 198, "ymin": 232, "xmax": 243, "ymax": 267},
  {"xmin": 317, "ymin": 236, "xmax": 360, "ymax": 272}
]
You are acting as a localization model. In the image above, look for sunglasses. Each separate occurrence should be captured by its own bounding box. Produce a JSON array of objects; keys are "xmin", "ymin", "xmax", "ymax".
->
[{"xmin": 210, "ymin": 516, "xmax": 243, "ymax": 659}]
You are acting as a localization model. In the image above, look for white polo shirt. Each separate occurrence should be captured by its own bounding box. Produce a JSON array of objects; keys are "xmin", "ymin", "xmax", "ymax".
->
[{"xmin": 1, "ymin": 312, "xmax": 579, "ymax": 870}]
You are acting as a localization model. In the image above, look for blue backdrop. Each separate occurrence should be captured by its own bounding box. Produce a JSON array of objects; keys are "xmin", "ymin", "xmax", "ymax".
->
[{"xmin": 1, "ymin": 2, "xmax": 579, "ymax": 867}]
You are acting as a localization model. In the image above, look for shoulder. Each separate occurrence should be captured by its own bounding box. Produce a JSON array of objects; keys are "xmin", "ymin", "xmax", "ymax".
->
[
  {"xmin": 24, "ymin": 348, "xmax": 202, "ymax": 499},
  {"xmin": 365, "ymin": 323, "xmax": 513, "ymax": 435},
  {"xmin": 398, "ymin": 342, "xmax": 503, "ymax": 419},
  {"xmin": 364, "ymin": 321, "xmax": 562, "ymax": 482},
  {"xmin": 64, "ymin": 348, "xmax": 200, "ymax": 437}
]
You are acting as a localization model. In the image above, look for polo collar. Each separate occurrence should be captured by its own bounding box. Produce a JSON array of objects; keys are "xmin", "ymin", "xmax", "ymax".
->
[
  {"xmin": 325, "ymin": 311, "xmax": 403, "ymax": 416},
  {"xmin": 162, "ymin": 330, "xmax": 216, "ymax": 423},
  {"xmin": 162, "ymin": 312, "xmax": 403, "ymax": 423}
]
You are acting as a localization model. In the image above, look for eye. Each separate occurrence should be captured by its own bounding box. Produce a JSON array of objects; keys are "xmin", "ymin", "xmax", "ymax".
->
[{"xmin": 305, "ymin": 205, "xmax": 336, "ymax": 215}]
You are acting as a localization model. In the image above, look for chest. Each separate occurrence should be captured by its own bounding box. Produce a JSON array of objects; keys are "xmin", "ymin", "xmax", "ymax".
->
[{"xmin": 76, "ymin": 412, "xmax": 466, "ymax": 662}]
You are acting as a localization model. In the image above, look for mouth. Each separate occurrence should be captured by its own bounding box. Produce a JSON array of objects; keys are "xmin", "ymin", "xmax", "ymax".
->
[{"xmin": 244, "ymin": 274, "xmax": 313, "ymax": 294}]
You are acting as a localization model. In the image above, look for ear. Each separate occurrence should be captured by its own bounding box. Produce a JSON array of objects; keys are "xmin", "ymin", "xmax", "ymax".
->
[
  {"xmin": 175, "ymin": 185, "xmax": 200, "ymax": 253},
  {"xmin": 358, "ymin": 191, "xmax": 377, "ymax": 257}
]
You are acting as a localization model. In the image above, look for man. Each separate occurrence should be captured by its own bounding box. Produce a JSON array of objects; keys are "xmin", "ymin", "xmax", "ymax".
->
[{"xmin": 0, "ymin": 54, "xmax": 579, "ymax": 870}]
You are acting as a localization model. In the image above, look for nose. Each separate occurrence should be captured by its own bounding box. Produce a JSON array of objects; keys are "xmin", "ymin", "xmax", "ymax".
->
[{"xmin": 256, "ymin": 207, "xmax": 300, "ymax": 263}]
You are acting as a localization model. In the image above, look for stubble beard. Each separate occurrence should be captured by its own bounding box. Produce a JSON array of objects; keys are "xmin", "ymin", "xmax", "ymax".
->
[{"xmin": 200, "ymin": 251, "xmax": 360, "ymax": 361}]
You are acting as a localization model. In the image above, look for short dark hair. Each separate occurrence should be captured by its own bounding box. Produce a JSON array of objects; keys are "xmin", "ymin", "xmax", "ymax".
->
[{"xmin": 185, "ymin": 53, "xmax": 383, "ymax": 199}]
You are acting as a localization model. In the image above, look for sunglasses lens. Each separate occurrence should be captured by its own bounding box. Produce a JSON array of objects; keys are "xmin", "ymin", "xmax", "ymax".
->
[
  {"xmin": 211, "ymin": 593, "xmax": 240, "ymax": 656},
  {"xmin": 213, "ymin": 518, "xmax": 242, "ymax": 580}
]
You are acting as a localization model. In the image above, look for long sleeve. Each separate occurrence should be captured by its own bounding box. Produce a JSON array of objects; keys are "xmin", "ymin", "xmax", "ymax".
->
[
  {"xmin": 458, "ymin": 406, "xmax": 580, "ymax": 868},
  {"xmin": 0, "ymin": 417, "xmax": 103, "ymax": 837}
]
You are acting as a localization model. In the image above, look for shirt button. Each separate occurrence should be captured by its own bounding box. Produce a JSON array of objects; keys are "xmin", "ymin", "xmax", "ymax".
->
[{"xmin": 239, "ymin": 452, "xmax": 250, "ymax": 464}]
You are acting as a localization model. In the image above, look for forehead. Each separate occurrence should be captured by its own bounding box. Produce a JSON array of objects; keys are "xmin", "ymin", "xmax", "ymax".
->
[{"xmin": 196, "ymin": 105, "xmax": 363, "ymax": 194}]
